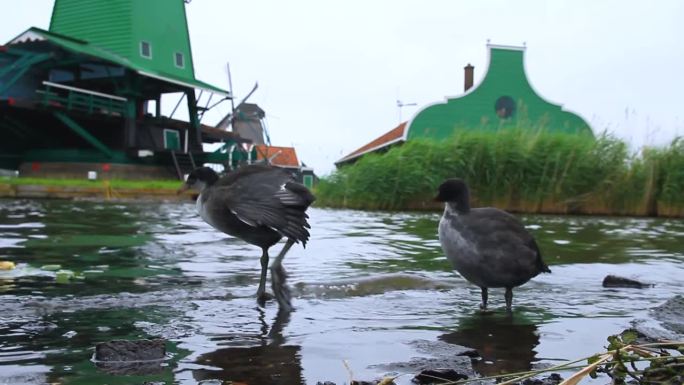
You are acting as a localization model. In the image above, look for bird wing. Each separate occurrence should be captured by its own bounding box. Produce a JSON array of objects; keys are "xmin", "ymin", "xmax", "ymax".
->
[
  {"xmin": 215, "ymin": 167, "xmax": 314, "ymax": 244},
  {"xmin": 468, "ymin": 208, "xmax": 547, "ymax": 276}
]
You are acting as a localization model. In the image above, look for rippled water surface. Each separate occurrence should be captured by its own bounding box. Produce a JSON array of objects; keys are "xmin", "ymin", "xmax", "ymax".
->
[{"xmin": 1, "ymin": 199, "xmax": 683, "ymax": 384}]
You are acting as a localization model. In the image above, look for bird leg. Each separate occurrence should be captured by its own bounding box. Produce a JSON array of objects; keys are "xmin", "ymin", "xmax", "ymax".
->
[
  {"xmin": 256, "ymin": 248, "xmax": 272, "ymax": 305},
  {"xmin": 480, "ymin": 287, "xmax": 488, "ymax": 311},
  {"xmin": 271, "ymin": 238, "xmax": 295, "ymax": 271},
  {"xmin": 505, "ymin": 287, "xmax": 513, "ymax": 312},
  {"xmin": 270, "ymin": 238, "xmax": 295, "ymax": 312}
]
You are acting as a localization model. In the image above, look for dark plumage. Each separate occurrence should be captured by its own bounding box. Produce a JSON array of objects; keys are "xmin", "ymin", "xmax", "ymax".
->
[
  {"xmin": 180, "ymin": 164, "xmax": 315, "ymax": 311},
  {"xmin": 434, "ymin": 178, "xmax": 550, "ymax": 311}
]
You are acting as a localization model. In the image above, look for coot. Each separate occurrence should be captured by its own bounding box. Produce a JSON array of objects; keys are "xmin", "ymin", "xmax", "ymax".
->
[
  {"xmin": 434, "ymin": 178, "xmax": 550, "ymax": 311},
  {"xmin": 179, "ymin": 164, "xmax": 315, "ymax": 311}
]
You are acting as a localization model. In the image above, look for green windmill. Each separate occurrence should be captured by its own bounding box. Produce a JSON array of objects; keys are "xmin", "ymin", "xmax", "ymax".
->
[{"xmin": 0, "ymin": 0, "xmax": 255, "ymax": 179}]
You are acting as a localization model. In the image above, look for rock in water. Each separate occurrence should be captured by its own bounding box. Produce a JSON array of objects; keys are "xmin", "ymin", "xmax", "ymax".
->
[{"xmin": 602, "ymin": 275, "xmax": 652, "ymax": 289}]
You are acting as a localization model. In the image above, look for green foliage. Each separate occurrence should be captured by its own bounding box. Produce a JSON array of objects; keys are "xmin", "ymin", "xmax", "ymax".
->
[
  {"xmin": 597, "ymin": 331, "xmax": 684, "ymax": 385},
  {"xmin": 317, "ymin": 129, "xmax": 684, "ymax": 216}
]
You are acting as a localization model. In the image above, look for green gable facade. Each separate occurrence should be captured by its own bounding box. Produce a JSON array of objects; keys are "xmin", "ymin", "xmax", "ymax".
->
[
  {"xmin": 50, "ymin": 0, "xmax": 196, "ymax": 85},
  {"xmin": 406, "ymin": 45, "xmax": 592, "ymax": 140}
]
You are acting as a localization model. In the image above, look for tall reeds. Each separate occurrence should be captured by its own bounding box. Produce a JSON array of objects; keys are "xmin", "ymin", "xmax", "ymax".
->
[{"xmin": 316, "ymin": 129, "xmax": 684, "ymax": 217}]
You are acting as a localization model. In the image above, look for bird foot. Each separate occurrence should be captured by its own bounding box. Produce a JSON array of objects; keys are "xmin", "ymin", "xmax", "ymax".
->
[
  {"xmin": 257, "ymin": 291, "xmax": 274, "ymax": 307},
  {"xmin": 270, "ymin": 265, "xmax": 293, "ymax": 312}
]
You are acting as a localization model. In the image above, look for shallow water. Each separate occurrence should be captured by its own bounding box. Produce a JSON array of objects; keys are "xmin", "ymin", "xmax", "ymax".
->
[{"xmin": 0, "ymin": 199, "xmax": 682, "ymax": 385}]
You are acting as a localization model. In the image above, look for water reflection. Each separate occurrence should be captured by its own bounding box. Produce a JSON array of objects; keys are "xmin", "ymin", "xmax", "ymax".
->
[
  {"xmin": 192, "ymin": 309, "xmax": 303, "ymax": 385},
  {"xmin": 440, "ymin": 313, "xmax": 540, "ymax": 377},
  {"xmin": 0, "ymin": 199, "xmax": 168, "ymax": 298},
  {"xmin": 1, "ymin": 200, "xmax": 683, "ymax": 385}
]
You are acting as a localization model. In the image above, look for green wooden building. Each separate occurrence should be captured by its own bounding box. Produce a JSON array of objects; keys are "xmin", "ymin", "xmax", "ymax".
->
[
  {"xmin": 0, "ymin": 0, "xmax": 254, "ymax": 179},
  {"xmin": 337, "ymin": 44, "xmax": 593, "ymax": 165}
]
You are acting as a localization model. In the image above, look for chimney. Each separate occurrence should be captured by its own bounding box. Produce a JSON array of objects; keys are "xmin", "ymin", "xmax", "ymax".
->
[{"xmin": 464, "ymin": 63, "xmax": 474, "ymax": 92}]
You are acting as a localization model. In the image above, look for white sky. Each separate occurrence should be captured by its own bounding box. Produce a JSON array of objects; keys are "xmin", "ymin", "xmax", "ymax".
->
[{"xmin": 2, "ymin": 1, "xmax": 683, "ymax": 175}]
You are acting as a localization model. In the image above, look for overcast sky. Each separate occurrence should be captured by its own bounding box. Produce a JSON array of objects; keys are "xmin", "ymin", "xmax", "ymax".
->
[{"xmin": 2, "ymin": 1, "xmax": 683, "ymax": 175}]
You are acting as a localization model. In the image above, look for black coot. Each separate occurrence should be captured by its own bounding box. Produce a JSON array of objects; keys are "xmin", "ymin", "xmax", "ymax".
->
[
  {"xmin": 434, "ymin": 178, "xmax": 550, "ymax": 311},
  {"xmin": 180, "ymin": 164, "xmax": 315, "ymax": 311}
]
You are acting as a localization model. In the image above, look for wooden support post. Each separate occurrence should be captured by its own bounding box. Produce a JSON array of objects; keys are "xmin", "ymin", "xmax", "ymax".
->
[{"xmin": 186, "ymin": 90, "xmax": 202, "ymax": 152}]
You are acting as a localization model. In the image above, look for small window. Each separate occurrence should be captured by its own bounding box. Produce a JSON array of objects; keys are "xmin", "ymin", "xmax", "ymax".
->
[
  {"xmin": 140, "ymin": 41, "xmax": 152, "ymax": 59},
  {"xmin": 495, "ymin": 96, "xmax": 516, "ymax": 119},
  {"xmin": 174, "ymin": 52, "xmax": 185, "ymax": 68},
  {"xmin": 303, "ymin": 174, "xmax": 314, "ymax": 189}
]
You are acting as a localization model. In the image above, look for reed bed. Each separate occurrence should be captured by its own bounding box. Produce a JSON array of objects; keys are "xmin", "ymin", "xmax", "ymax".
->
[{"xmin": 316, "ymin": 130, "xmax": 684, "ymax": 217}]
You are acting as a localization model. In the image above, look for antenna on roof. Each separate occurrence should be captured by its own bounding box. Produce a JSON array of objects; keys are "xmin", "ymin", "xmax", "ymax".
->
[{"xmin": 397, "ymin": 99, "xmax": 417, "ymax": 123}]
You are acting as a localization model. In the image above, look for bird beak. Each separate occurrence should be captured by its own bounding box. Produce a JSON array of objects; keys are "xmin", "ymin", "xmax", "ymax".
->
[{"xmin": 177, "ymin": 183, "xmax": 190, "ymax": 195}]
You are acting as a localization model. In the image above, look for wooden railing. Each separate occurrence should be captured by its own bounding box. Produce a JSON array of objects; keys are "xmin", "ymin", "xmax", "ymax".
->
[{"xmin": 37, "ymin": 81, "xmax": 127, "ymax": 116}]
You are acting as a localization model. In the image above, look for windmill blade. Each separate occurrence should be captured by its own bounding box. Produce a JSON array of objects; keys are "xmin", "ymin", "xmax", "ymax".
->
[
  {"xmin": 235, "ymin": 82, "xmax": 258, "ymax": 110},
  {"xmin": 215, "ymin": 82, "xmax": 259, "ymax": 130}
]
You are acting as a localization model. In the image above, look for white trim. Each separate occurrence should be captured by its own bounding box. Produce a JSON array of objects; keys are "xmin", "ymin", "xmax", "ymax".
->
[
  {"xmin": 403, "ymin": 44, "xmax": 495, "ymax": 139},
  {"xmin": 42, "ymin": 81, "xmax": 127, "ymax": 101},
  {"xmin": 336, "ymin": 136, "xmax": 405, "ymax": 164},
  {"xmin": 183, "ymin": 128, "xmax": 189, "ymax": 153},
  {"xmin": 486, "ymin": 43, "xmax": 526, "ymax": 51},
  {"xmin": 137, "ymin": 70, "xmax": 230, "ymax": 97},
  {"xmin": 227, "ymin": 143, "xmax": 237, "ymax": 167},
  {"xmin": 9, "ymin": 30, "xmax": 46, "ymax": 44},
  {"xmin": 245, "ymin": 143, "xmax": 255, "ymax": 164},
  {"xmin": 516, "ymin": 45, "xmax": 593, "ymax": 129}
]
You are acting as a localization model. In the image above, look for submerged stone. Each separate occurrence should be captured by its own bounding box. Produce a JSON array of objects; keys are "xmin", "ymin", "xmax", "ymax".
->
[
  {"xmin": 95, "ymin": 339, "xmax": 166, "ymax": 362},
  {"xmin": 514, "ymin": 373, "xmax": 563, "ymax": 385},
  {"xmin": 94, "ymin": 339, "xmax": 167, "ymax": 375},
  {"xmin": 627, "ymin": 296, "xmax": 684, "ymax": 344},
  {"xmin": 651, "ymin": 295, "xmax": 684, "ymax": 335},
  {"xmin": 412, "ymin": 368, "xmax": 468, "ymax": 384},
  {"xmin": 371, "ymin": 340, "xmax": 477, "ymax": 382}
]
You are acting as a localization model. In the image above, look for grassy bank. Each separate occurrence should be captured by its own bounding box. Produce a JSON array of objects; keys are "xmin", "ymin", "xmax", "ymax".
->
[
  {"xmin": 316, "ymin": 130, "xmax": 684, "ymax": 216},
  {"xmin": 0, "ymin": 176, "xmax": 181, "ymax": 190},
  {"xmin": 0, "ymin": 177, "xmax": 186, "ymax": 201}
]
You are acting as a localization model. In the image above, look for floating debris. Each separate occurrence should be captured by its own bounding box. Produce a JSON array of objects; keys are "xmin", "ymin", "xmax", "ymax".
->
[{"xmin": 55, "ymin": 269, "xmax": 76, "ymax": 284}]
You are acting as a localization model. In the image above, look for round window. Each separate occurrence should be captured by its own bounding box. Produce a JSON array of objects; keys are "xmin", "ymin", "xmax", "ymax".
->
[{"xmin": 495, "ymin": 96, "xmax": 516, "ymax": 119}]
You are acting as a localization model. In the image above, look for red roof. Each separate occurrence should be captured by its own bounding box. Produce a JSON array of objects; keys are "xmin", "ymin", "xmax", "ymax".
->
[
  {"xmin": 255, "ymin": 145, "xmax": 300, "ymax": 168},
  {"xmin": 336, "ymin": 122, "xmax": 407, "ymax": 164}
]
